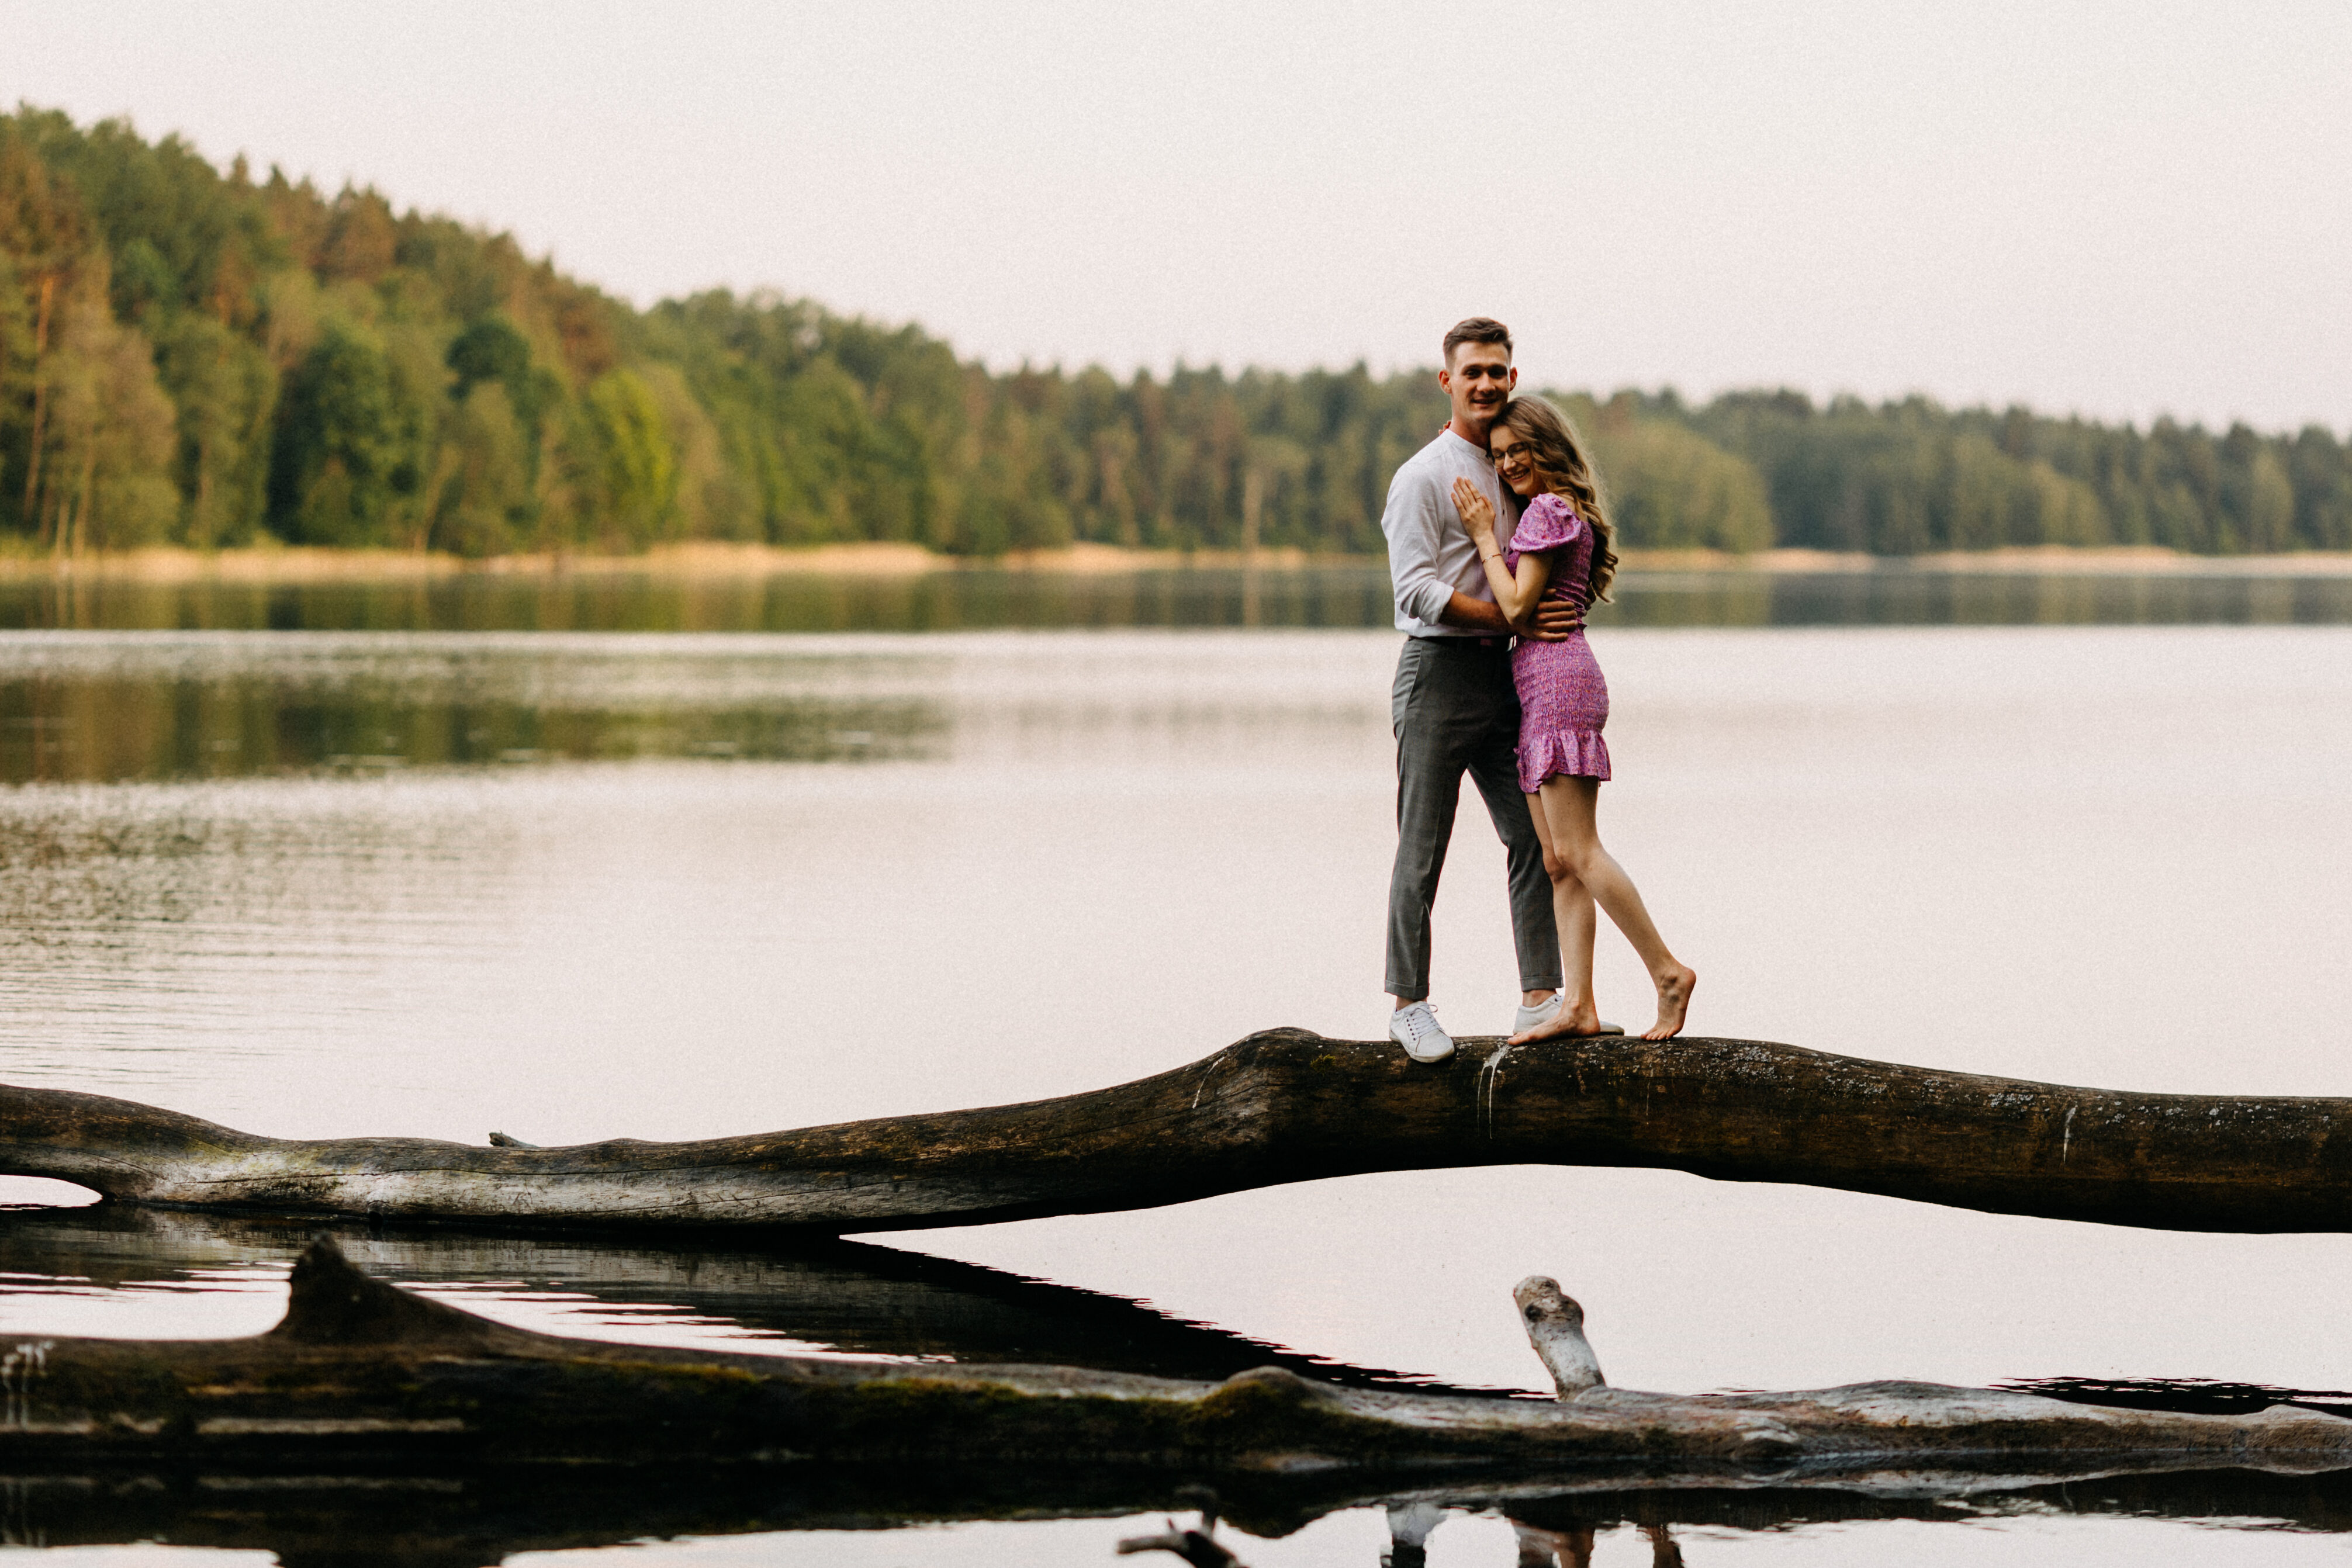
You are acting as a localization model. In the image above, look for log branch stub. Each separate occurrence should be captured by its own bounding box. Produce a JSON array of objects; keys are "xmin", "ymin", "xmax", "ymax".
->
[{"xmin": 1, "ymin": 1030, "xmax": 2347, "ymax": 1233}]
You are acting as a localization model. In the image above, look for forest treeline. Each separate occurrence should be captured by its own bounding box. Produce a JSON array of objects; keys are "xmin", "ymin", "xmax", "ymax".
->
[{"xmin": 4, "ymin": 108, "xmax": 2348, "ymax": 560}]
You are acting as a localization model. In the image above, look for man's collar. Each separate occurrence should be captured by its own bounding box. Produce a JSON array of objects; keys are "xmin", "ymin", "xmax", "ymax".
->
[{"xmin": 1442, "ymin": 424, "xmax": 1490, "ymax": 458}]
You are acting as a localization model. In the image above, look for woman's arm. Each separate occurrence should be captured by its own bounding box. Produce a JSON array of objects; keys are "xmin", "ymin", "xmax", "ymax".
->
[{"xmin": 1451, "ymin": 477, "xmax": 1554, "ymax": 626}]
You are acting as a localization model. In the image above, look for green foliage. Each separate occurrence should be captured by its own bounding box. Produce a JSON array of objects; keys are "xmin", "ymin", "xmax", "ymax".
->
[
  {"xmin": 1565, "ymin": 394, "xmax": 1772, "ymax": 552},
  {"xmin": 1, "ymin": 107, "xmax": 2348, "ymax": 561},
  {"xmin": 1665, "ymin": 392, "xmax": 2352, "ymax": 558},
  {"xmin": 152, "ymin": 311, "xmax": 275, "ymax": 544},
  {"xmin": 270, "ymin": 320, "xmax": 403, "ymax": 544},
  {"xmin": 445, "ymin": 313, "xmax": 553, "ymax": 461},
  {"xmin": 40, "ymin": 277, "xmax": 181, "ymax": 549},
  {"xmin": 584, "ymin": 369, "xmax": 679, "ymax": 548},
  {"xmin": 428, "ymin": 380, "xmax": 528, "ymax": 556}
]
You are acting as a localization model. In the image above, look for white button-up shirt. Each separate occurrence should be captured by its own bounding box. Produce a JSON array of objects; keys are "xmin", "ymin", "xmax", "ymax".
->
[{"xmin": 1381, "ymin": 427, "xmax": 1519, "ymax": 637}]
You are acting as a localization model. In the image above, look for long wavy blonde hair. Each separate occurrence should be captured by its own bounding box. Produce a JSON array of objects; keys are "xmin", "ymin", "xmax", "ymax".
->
[{"xmin": 1497, "ymin": 396, "xmax": 1618, "ymax": 604}]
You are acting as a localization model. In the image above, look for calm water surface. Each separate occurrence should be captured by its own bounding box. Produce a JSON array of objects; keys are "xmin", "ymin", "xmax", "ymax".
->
[
  {"xmin": 2, "ymin": 572, "xmax": 2350, "ymax": 1563},
  {"xmin": 4, "ymin": 560, "xmax": 2352, "ymax": 634}
]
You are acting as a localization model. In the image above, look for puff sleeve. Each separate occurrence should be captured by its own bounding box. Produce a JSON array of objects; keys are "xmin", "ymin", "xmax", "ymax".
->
[{"xmin": 1505, "ymin": 492, "xmax": 1586, "ymax": 557}]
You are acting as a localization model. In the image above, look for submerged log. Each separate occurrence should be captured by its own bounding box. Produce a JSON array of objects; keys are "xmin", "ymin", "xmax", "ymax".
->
[
  {"xmin": 6, "ymin": 1240, "xmax": 2350, "ymax": 1477},
  {"xmin": 2, "ymin": 1029, "xmax": 2348, "ymax": 1233}
]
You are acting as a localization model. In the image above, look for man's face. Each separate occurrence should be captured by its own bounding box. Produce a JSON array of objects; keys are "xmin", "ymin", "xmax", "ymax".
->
[{"xmin": 1440, "ymin": 342, "xmax": 1516, "ymax": 436}]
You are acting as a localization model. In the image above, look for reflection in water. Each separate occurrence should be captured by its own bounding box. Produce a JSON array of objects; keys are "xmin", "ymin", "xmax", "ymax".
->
[
  {"xmin": 2004, "ymin": 1374, "xmax": 2352, "ymax": 1419},
  {"xmin": 3, "ymin": 1207, "xmax": 2349, "ymax": 1567},
  {"xmin": 0, "ymin": 1456, "xmax": 2348, "ymax": 1567},
  {"xmin": 0, "ymin": 1202, "xmax": 1490, "ymax": 1391},
  {"xmin": 14, "ymin": 1212, "xmax": 2346, "ymax": 1564},
  {"xmin": 3, "ymin": 564, "xmax": 2352, "ymax": 634},
  {"xmin": 0, "ymin": 567, "xmax": 1403, "ymax": 636},
  {"xmin": 1605, "ymin": 567, "xmax": 2352, "ymax": 627},
  {"xmin": 0, "ymin": 634, "xmax": 943, "ymax": 783}
]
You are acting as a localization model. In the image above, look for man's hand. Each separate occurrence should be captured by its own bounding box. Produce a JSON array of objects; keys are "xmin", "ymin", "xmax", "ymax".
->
[{"xmin": 1521, "ymin": 598, "xmax": 1583, "ymax": 642}]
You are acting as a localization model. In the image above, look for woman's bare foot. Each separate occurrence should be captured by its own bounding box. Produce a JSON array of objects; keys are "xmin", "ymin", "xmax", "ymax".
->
[
  {"xmin": 1642, "ymin": 964, "xmax": 1697, "ymax": 1040},
  {"xmin": 1511, "ymin": 998, "xmax": 1607, "ymax": 1044}
]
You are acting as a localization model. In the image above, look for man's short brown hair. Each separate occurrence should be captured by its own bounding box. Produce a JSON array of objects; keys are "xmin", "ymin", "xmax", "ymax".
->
[{"xmin": 1443, "ymin": 317, "xmax": 1513, "ymax": 365}]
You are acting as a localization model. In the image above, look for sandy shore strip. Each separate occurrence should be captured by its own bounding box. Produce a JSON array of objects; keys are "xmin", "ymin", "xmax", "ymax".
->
[{"xmin": 1, "ymin": 541, "xmax": 2350, "ymax": 581}]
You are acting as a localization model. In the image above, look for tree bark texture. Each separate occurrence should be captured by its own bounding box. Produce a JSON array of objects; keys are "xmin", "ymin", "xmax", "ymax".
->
[{"xmin": 1, "ymin": 1029, "xmax": 2346, "ymax": 1234}]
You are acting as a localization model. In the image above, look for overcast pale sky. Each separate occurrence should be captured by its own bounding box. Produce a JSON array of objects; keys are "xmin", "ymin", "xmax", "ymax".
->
[{"xmin": 11, "ymin": 1, "xmax": 2349, "ymax": 430}]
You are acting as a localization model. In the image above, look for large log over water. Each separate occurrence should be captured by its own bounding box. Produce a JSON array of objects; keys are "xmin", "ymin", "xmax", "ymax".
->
[{"xmin": 2, "ymin": 1029, "xmax": 2347, "ymax": 1233}]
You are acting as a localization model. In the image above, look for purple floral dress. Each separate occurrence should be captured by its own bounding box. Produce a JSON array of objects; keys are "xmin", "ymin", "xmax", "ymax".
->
[{"xmin": 1503, "ymin": 492, "xmax": 1611, "ymax": 790}]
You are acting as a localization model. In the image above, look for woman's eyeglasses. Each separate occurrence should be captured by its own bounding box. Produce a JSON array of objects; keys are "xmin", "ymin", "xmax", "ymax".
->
[{"xmin": 1492, "ymin": 441, "xmax": 1535, "ymax": 466}]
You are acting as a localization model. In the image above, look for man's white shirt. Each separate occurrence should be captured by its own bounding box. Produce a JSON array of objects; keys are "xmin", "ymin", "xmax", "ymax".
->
[{"xmin": 1381, "ymin": 427, "xmax": 1520, "ymax": 638}]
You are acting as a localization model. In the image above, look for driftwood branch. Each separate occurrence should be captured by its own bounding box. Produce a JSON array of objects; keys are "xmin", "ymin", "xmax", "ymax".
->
[
  {"xmin": 2, "ymin": 1028, "xmax": 2347, "ymax": 1233},
  {"xmin": 6, "ymin": 1240, "xmax": 2349, "ymax": 1478}
]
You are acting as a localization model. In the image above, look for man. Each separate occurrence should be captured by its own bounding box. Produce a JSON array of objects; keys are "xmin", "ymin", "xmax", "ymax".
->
[{"xmin": 1381, "ymin": 317, "xmax": 1577, "ymax": 1063}]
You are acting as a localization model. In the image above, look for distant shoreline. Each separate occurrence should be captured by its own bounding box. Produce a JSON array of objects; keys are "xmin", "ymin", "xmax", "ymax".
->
[{"xmin": 3, "ymin": 541, "xmax": 2352, "ymax": 582}]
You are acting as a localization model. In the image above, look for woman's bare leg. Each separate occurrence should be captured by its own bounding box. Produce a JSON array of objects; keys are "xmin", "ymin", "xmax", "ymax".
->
[
  {"xmin": 1511, "ymin": 794, "xmax": 1603, "ymax": 1043},
  {"xmin": 1540, "ymin": 775, "xmax": 1696, "ymax": 1039}
]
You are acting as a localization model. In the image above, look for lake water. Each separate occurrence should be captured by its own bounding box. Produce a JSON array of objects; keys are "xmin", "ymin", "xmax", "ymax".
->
[
  {"xmin": 5, "ymin": 559, "xmax": 2352, "ymax": 635},
  {"xmin": 2, "ymin": 566, "xmax": 2350, "ymax": 1564}
]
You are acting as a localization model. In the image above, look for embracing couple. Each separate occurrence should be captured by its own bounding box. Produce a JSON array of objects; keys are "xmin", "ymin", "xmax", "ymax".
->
[{"xmin": 1382, "ymin": 317, "xmax": 1696, "ymax": 1064}]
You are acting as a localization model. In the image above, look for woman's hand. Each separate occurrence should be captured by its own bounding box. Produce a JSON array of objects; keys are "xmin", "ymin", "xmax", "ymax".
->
[
  {"xmin": 1450, "ymin": 476, "xmax": 1499, "ymax": 541},
  {"xmin": 1453, "ymin": 477, "xmax": 1554, "ymax": 624}
]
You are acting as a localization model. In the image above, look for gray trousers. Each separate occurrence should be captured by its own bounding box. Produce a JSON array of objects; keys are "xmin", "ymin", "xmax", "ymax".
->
[{"xmin": 1385, "ymin": 636, "xmax": 1561, "ymax": 1001}]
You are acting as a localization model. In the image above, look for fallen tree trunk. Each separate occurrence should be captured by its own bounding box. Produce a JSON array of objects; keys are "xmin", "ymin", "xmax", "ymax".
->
[
  {"xmin": 7, "ymin": 1240, "xmax": 2350, "ymax": 1479},
  {"xmin": 2, "ymin": 1029, "xmax": 2347, "ymax": 1233}
]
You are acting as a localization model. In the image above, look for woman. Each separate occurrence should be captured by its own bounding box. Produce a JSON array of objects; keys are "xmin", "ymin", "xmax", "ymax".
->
[{"xmin": 1449, "ymin": 396, "xmax": 1696, "ymax": 1041}]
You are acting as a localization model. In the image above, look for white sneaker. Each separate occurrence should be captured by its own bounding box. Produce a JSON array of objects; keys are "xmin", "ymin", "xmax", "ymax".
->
[{"xmin": 1389, "ymin": 1001, "xmax": 1455, "ymax": 1064}]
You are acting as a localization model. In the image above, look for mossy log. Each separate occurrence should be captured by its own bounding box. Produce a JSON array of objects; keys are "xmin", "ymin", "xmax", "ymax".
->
[
  {"xmin": 5, "ymin": 1240, "xmax": 2349, "ymax": 1479},
  {"xmin": 2, "ymin": 1029, "xmax": 2348, "ymax": 1234}
]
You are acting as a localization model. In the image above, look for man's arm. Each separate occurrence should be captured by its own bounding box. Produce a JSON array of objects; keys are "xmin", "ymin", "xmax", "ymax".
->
[
  {"xmin": 1439, "ymin": 591, "xmax": 1580, "ymax": 639},
  {"xmin": 1385, "ymin": 468, "xmax": 1578, "ymax": 638},
  {"xmin": 1437, "ymin": 591, "xmax": 1511, "ymax": 632},
  {"xmin": 1382, "ymin": 469, "xmax": 1459, "ymax": 629}
]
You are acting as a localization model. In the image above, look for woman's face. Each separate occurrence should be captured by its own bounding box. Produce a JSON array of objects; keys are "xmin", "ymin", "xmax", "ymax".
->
[{"xmin": 1491, "ymin": 424, "xmax": 1541, "ymax": 497}]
